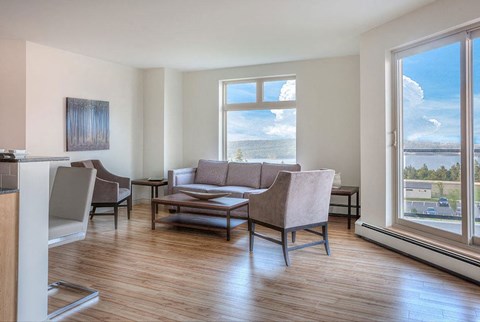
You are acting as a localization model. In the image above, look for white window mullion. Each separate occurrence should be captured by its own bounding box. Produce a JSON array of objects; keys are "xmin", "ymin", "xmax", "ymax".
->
[{"xmin": 461, "ymin": 35, "xmax": 473, "ymax": 244}]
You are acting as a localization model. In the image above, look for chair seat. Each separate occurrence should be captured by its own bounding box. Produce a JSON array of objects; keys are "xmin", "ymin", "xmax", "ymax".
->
[
  {"xmin": 49, "ymin": 216, "xmax": 83, "ymax": 241},
  {"xmin": 119, "ymin": 188, "xmax": 131, "ymax": 201}
]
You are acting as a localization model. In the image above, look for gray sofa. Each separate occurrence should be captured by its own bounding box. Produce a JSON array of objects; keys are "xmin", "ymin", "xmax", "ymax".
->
[{"xmin": 167, "ymin": 159, "xmax": 301, "ymax": 218}]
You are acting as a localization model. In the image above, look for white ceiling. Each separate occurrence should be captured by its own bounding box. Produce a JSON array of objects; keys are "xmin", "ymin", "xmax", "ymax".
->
[{"xmin": 0, "ymin": 0, "xmax": 435, "ymax": 71}]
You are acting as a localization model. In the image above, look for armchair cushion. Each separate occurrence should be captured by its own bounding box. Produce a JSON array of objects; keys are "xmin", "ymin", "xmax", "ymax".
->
[
  {"xmin": 226, "ymin": 162, "xmax": 262, "ymax": 188},
  {"xmin": 243, "ymin": 189, "xmax": 267, "ymax": 198},
  {"xmin": 194, "ymin": 160, "xmax": 229, "ymax": 186},
  {"xmin": 260, "ymin": 162, "xmax": 301, "ymax": 188}
]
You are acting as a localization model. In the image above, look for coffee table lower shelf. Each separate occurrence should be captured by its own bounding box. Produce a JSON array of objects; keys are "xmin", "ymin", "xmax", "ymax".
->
[{"xmin": 156, "ymin": 213, "xmax": 247, "ymax": 235}]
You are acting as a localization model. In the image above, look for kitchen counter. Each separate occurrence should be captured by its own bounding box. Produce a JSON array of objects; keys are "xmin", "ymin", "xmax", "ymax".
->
[
  {"xmin": 0, "ymin": 155, "xmax": 69, "ymax": 321},
  {"xmin": 0, "ymin": 188, "xmax": 18, "ymax": 194},
  {"xmin": 0, "ymin": 156, "xmax": 69, "ymax": 163}
]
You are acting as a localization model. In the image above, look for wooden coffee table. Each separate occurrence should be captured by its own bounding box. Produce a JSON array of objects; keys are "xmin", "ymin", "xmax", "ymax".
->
[{"xmin": 151, "ymin": 193, "xmax": 249, "ymax": 241}]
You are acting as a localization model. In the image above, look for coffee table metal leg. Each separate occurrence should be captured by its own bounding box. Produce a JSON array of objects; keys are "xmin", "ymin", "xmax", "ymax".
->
[
  {"xmin": 227, "ymin": 210, "xmax": 231, "ymax": 241},
  {"xmin": 151, "ymin": 201, "xmax": 156, "ymax": 230}
]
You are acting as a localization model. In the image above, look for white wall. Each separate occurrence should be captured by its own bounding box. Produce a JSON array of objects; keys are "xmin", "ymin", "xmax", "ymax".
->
[
  {"xmin": 143, "ymin": 68, "xmax": 165, "ymax": 180},
  {"xmin": 183, "ymin": 56, "xmax": 360, "ymax": 187},
  {"xmin": 25, "ymin": 42, "xmax": 144, "ymax": 197},
  {"xmin": 164, "ymin": 68, "xmax": 184, "ymax": 174},
  {"xmin": 358, "ymin": 0, "xmax": 480, "ymax": 281},
  {"xmin": 0, "ymin": 39, "xmax": 26, "ymax": 149}
]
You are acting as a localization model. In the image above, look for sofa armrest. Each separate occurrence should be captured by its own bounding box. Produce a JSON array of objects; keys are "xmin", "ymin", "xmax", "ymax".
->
[
  {"xmin": 92, "ymin": 178, "xmax": 119, "ymax": 203},
  {"xmin": 168, "ymin": 167, "xmax": 197, "ymax": 195}
]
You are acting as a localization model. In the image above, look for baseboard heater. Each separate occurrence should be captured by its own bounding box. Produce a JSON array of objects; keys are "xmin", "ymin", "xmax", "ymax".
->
[{"xmin": 360, "ymin": 222, "xmax": 480, "ymax": 285}]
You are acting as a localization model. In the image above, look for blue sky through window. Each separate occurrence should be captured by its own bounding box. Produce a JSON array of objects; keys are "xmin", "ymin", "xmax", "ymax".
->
[
  {"xmin": 402, "ymin": 42, "xmax": 461, "ymax": 144},
  {"xmin": 402, "ymin": 39, "xmax": 480, "ymax": 144}
]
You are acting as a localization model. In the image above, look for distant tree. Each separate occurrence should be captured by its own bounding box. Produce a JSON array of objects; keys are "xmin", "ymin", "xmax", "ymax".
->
[
  {"xmin": 404, "ymin": 165, "xmax": 417, "ymax": 179},
  {"xmin": 450, "ymin": 162, "xmax": 461, "ymax": 181},
  {"xmin": 417, "ymin": 164, "xmax": 430, "ymax": 180},
  {"xmin": 435, "ymin": 166, "xmax": 448, "ymax": 181},
  {"xmin": 436, "ymin": 182, "xmax": 444, "ymax": 197},
  {"xmin": 234, "ymin": 148, "xmax": 244, "ymax": 162}
]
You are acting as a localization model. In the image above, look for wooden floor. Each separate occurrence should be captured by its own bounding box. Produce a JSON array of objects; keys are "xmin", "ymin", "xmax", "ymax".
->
[{"xmin": 49, "ymin": 204, "xmax": 480, "ymax": 321}]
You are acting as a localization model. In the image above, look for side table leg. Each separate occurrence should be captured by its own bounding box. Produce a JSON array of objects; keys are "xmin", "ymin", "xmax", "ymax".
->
[
  {"xmin": 227, "ymin": 210, "xmax": 231, "ymax": 241},
  {"xmin": 356, "ymin": 190, "xmax": 360, "ymax": 219},
  {"xmin": 348, "ymin": 195, "xmax": 352, "ymax": 230},
  {"xmin": 151, "ymin": 202, "xmax": 156, "ymax": 230},
  {"xmin": 155, "ymin": 186, "xmax": 159, "ymax": 214}
]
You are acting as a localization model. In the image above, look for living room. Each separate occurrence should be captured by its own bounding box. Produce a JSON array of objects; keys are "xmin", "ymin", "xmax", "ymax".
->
[{"xmin": 1, "ymin": 0, "xmax": 480, "ymax": 321}]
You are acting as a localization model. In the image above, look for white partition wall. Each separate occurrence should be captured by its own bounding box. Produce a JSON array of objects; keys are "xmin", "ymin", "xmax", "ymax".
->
[{"xmin": 17, "ymin": 161, "xmax": 50, "ymax": 321}]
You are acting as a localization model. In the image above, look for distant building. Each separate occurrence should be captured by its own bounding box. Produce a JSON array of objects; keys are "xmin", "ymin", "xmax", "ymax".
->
[{"xmin": 404, "ymin": 181, "xmax": 432, "ymax": 199}]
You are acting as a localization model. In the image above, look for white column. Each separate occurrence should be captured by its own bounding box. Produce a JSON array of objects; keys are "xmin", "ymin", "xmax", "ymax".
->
[{"xmin": 16, "ymin": 161, "xmax": 50, "ymax": 321}]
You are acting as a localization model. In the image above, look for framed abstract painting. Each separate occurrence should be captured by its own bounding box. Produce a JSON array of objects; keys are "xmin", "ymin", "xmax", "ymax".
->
[{"xmin": 66, "ymin": 97, "xmax": 110, "ymax": 151}]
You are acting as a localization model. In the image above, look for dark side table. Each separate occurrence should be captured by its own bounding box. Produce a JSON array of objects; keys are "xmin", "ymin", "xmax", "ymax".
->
[
  {"xmin": 330, "ymin": 186, "xmax": 360, "ymax": 229},
  {"xmin": 131, "ymin": 179, "xmax": 168, "ymax": 213}
]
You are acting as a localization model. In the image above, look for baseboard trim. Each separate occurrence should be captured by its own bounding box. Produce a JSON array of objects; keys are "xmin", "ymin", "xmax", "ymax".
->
[
  {"xmin": 356, "ymin": 221, "xmax": 480, "ymax": 285},
  {"xmin": 361, "ymin": 223, "xmax": 480, "ymax": 267}
]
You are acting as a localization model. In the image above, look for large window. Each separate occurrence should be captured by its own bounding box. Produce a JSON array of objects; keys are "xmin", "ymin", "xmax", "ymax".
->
[
  {"xmin": 395, "ymin": 28, "xmax": 480, "ymax": 246},
  {"xmin": 222, "ymin": 77, "xmax": 296, "ymax": 163}
]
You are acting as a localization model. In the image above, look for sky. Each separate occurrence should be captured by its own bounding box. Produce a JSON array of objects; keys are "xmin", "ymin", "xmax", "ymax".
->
[
  {"xmin": 402, "ymin": 39, "xmax": 480, "ymax": 144},
  {"xmin": 226, "ymin": 80, "xmax": 296, "ymax": 142}
]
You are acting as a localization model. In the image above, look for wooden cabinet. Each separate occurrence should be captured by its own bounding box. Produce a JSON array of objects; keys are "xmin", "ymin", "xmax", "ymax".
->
[{"xmin": 0, "ymin": 192, "xmax": 18, "ymax": 321}]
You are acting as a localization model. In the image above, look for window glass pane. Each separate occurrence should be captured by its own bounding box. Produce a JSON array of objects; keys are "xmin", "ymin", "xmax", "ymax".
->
[
  {"xmin": 401, "ymin": 42, "xmax": 462, "ymax": 235},
  {"xmin": 226, "ymin": 82, "xmax": 256, "ymax": 104},
  {"xmin": 226, "ymin": 109, "xmax": 296, "ymax": 163},
  {"xmin": 263, "ymin": 80, "xmax": 296, "ymax": 102},
  {"xmin": 473, "ymin": 38, "xmax": 480, "ymax": 238}
]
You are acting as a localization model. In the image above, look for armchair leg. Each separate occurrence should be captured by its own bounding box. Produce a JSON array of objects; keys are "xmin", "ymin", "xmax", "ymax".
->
[
  {"xmin": 322, "ymin": 225, "xmax": 330, "ymax": 256},
  {"xmin": 114, "ymin": 205, "xmax": 118, "ymax": 229},
  {"xmin": 292, "ymin": 231, "xmax": 296, "ymax": 243},
  {"xmin": 281, "ymin": 230, "xmax": 290, "ymax": 266},
  {"xmin": 249, "ymin": 221, "xmax": 255, "ymax": 252},
  {"xmin": 127, "ymin": 196, "xmax": 132, "ymax": 220},
  {"xmin": 90, "ymin": 206, "xmax": 96, "ymax": 220}
]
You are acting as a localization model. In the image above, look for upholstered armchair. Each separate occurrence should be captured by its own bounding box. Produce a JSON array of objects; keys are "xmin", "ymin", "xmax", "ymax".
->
[
  {"xmin": 249, "ymin": 170, "xmax": 335, "ymax": 266},
  {"xmin": 71, "ymin": 160, "xmax": 131, "ymax": 229}
]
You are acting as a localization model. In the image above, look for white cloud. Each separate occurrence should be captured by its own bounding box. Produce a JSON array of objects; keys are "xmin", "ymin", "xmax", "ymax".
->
[
  {"xmin": 407, "ymin": 116, "xmax": 442, "ymax": 141},
  {"xmin": 403, "ymin": 75, "xmax": 424, "ymax": 108},
  {"xmin": 264, "ymin": 124, "xmax": 296, "ymax": 138},
  {"xmin": 279, "ymin": 80, "xmax": 296, "ymax": 101},
  {"xmin": 270, "ymin": 109, "xmax": 284, "ymax": 120}
]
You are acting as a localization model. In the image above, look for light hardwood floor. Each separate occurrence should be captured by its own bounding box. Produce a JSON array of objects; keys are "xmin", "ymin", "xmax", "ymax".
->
[{"xmin": 49, "ymin": 204, "xmax": 480, "ymax": 321}]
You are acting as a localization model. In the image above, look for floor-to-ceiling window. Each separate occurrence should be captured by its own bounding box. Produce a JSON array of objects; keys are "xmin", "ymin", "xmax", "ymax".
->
[{"xmin": 395, "ymin": 27, "xmax": 480, "ymax": 246}]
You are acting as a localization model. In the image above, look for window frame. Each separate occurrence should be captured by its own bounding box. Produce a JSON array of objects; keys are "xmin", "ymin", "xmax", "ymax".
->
[
  {"xmin": 392, "ymin": 25, "xmax": 480, "ymax": 248},
  {"xmin": 221, "ymin": 76, "xmax": 297, "ymax": 162}
]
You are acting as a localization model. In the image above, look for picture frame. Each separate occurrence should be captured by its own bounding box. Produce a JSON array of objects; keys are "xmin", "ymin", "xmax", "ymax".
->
[{"xmin": 66, "ymin": 97, "xmax": 110, "ymax": 151}]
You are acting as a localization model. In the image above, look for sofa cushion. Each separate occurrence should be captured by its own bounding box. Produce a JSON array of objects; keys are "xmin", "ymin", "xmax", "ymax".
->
[
  {"xmin": 194, "ymin": 160, "xmax": 229, "ymax": 186},
  {"xmin": 243, "ymin": 189, "xmax": 268, "ymax": 198},
  {"xmin": 260, "ymin": 162, "xmax": 301, "ymax": 188},
  {"xmin": 207, "ymin": 186, "xmax": 253, "ymax": 198},
  {"xmin": 173, "ymin": 183, "xmax": 221, "ymax": 194},
  {"xmin": 226, "ymin": 162, "xmax": 262, "ymax": 188}
]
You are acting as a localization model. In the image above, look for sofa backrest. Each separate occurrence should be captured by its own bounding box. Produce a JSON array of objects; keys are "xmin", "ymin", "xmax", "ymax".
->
[
  {"xmin": 194, "ymin": 159, "xmax": 229, "ymax": 185},
  {"xmin": 260, "ymin": 162, "xmax": 301, "ymax": 188},
  {"xmin": 193, "ymin": 159, "xmax": 301, "ymax": 189},
  {"xmin": 226, "ymin": 162, "xmax": 262, "ymax": 188}
]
